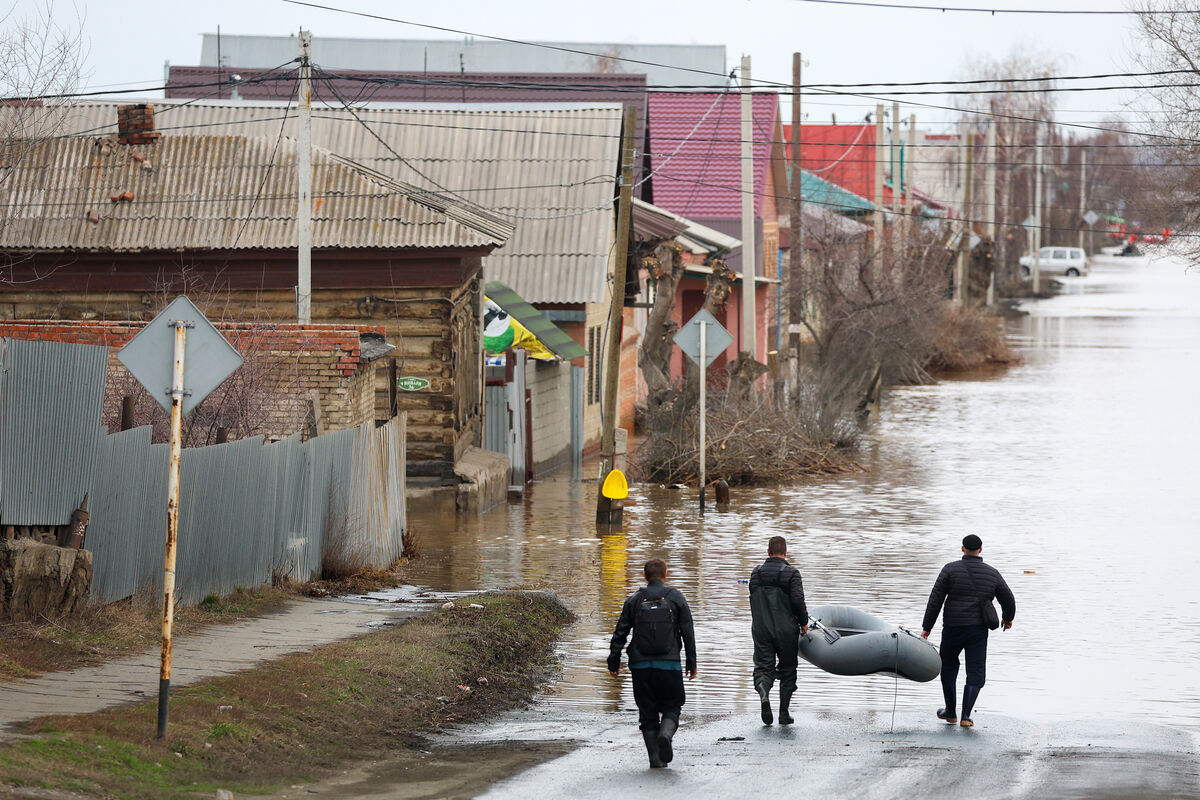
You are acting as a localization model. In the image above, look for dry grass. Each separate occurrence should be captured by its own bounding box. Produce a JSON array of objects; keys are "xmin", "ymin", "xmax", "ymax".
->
[
  {"xmin": 0, "ymin": 586, "xmax": 291, "ymax": 684},
  {"xmin": 0, "ymin": 592, "xmax": 570, "ymax": 800},
  {"xmin": 926, "ymin": 304, "xmax": 1018, "ymax": 373},
  {"xmin": 298, "ymin": 557, "xmax": 412, "ymax": 598}
]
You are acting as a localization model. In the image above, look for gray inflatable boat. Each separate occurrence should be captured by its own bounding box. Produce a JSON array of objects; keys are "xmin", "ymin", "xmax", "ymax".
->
[{"xmin": 798, "ymin": 605, "xmax": 941, "ymax": 682}]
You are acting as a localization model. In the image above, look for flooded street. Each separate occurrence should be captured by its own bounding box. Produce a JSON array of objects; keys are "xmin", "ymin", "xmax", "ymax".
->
[{"xmin": 402, "ymin": 252, "xmax": 1200, "ymax": 731}]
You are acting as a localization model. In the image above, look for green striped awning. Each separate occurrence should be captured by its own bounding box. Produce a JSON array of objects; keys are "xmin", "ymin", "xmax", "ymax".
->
[{"xmin": 484, "ymin": 280, "xmax": 589, "ymax": 360}]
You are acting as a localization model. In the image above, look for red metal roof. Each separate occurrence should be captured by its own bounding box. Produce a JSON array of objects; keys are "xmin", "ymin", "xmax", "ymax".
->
[{"xmin": 647, "ymin": 92, "xmax": 778, "ymax": 219}]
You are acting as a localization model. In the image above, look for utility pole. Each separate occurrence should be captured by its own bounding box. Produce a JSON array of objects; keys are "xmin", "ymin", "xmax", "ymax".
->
[
  {"xmin": 1033, "ymin": 125, "xmax": 1044, "ymax": 294},
  {"xmin": 296, "ymin": 30, "xmax": 313, "ymax": 324},
  {"xmin": 985, "ymin": 121, "xmax": 997, "ymax": 306},
  {"xmin": 740, "ymin": 55, "xmax": 757, "ymax": 362},
  {"xmin": 891, "ymin": 101, "xmax": 900, "ymax": 264},
  {"xmin": 1079, "ymin": 149, "xmax": 1087, "ymax": 252},
  {"xmin": 789, "ymin": 52, "xmax": 802, "ymax": 403},
  {"xmin": 956, "ymin": 127, "xmax": 973, "ymax": 306},
  {"xmin": 905, "ymin": 114, "xmax": 916, "ymax": 237},
  {"xmin": 873, "ymin": 104, "xmax": 884, "ymax": 261},
  {"xmin": 595, "ymin": 104, "xmax": 638, "ymax": 524}
]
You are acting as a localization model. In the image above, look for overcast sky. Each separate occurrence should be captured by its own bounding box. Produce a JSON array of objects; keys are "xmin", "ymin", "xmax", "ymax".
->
[{"xmin": 20, "ymin": 0, "xmax": 1152, "ymax": 132}]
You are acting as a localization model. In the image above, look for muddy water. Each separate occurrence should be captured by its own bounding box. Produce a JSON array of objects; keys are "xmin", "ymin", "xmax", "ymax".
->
[{"xmin": 401, "ymin": 253, "xmax": 1200, "ymax": 728}]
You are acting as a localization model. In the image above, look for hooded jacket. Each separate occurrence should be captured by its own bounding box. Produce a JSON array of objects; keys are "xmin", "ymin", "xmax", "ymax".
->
[
  {"xmin": 749, "ymin": 556, "xmax": 808, "ymax": 642},
  {"xmin": 923, "ymin": 555, "xmax": 1017, "ymax": 631}
]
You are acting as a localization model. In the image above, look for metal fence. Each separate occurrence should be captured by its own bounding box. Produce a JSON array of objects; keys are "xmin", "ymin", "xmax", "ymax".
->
[{"xmin": 0, "ymin": 338, "xmax": 407, "ymax": 605}]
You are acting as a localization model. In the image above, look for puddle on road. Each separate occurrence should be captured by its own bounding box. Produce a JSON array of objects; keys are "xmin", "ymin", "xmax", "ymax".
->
[{"xmin": 392, "ymin": 255, "xmax": 1200, "ymax": 729}]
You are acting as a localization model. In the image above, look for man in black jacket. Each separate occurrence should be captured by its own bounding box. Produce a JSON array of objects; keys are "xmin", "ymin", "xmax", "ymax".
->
[
  {"xmin": 749, "ymin": 536, "xmax": 808, "ymax": 725},
  {"xmin": 608, "ymin": 557, "xmax": 697, "ymax": 769},
  {"xmin": 922, "ymin": 534, "xmax": 1016, "ymax": 728}
]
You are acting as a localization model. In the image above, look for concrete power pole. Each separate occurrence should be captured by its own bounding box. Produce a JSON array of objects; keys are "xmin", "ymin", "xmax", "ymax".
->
[
  {"xmin": 789, "ymin": 52, "xmax": 802, "ymax": 402},
  {"xmin": 740, "ymin": 55, "xmax": 757, "ymax": 361},
  {"xmin": 873, "ymin": 104, "xmax": 884, "ymax": 262},
  {"xmin": 891, "ymin": 101, "xmax": 900, "ymax": 263},
  {"xmin": 595, "ymin": 104, "xmax": 638, "ymax": 524},
  {"xmin": 956, "ymin": 128, "xmax": 973, "ymax": 306},
  {"xmin": 297, "ymin": 30, "xmax": 313, "ymax": 324}
]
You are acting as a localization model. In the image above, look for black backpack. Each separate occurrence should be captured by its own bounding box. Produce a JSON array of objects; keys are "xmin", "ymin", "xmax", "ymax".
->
[{"xmin": 633, "ymin": 592, "xmax": 677, "ymax": 656}]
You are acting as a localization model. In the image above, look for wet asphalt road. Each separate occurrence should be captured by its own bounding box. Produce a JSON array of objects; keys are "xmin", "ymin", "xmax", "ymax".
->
[{"xmin": 469, "ymin": 709, "xmax": 1200, "ymax": 800}]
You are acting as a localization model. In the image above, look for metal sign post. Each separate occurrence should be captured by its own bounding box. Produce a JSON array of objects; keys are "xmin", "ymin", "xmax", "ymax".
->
[
  {"xmin": 699, "ymin": 319, "xmax": 707, "ymax": 510},
  {"xmin": 673, "ymin": 310, "xmax": 733, "ymax": 511},
  {"xmin": 117, "ymin": 296, "xmax": 243, "ymax": 739},
  {"xmin": 158, "ymin": 320, "xmax": 189, "ymax": 739}
]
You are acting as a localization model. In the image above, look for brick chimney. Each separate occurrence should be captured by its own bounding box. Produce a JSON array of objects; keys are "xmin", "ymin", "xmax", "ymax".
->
[{"xmin": 116, "ymin": 104, "xmax": 160, "ymax": 146}]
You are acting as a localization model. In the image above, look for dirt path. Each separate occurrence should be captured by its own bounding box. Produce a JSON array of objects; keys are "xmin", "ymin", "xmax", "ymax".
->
[{"xmin": 0, "ymin": 596, "xmax": 434, "ymax": 741}]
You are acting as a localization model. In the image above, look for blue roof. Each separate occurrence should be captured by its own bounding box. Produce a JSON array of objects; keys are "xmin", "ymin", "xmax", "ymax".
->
[{"xmin": 800, "ymin": 170, "xmax": 874, "ymax": 215}]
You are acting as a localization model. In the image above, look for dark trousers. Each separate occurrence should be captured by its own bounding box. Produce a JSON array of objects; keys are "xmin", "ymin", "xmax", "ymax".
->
[
  {"xmin": 940, "ymin": 624, "xmax": 988, "ymax": 711},
  {"xmin": 631, "ymin": 666, "xmax": 685, "ymax": 731},
  {"xmin": 752, "ymin": 631, "xmax": 798, "ymax": 697}
]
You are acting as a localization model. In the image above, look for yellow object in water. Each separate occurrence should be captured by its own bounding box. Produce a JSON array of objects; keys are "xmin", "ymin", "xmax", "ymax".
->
[{"xmin": 601, "ymin": 469, "xmax": 628, "ymax": 500}]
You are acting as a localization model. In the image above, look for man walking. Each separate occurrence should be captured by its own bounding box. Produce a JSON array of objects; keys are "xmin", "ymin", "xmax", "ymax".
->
[
  {"xmin": 608, "ymin": 557, "xmax": 697, "ymax": 769},
  {"xmin": 749, "ymin": 535, "xmax": 808, "ymax": 725},
  {"xmin": 922, "ymin": 534, "xmax": 1016, "ymax": 728}
]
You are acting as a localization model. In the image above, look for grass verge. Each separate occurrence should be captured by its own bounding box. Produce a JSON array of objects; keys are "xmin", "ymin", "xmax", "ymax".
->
[
  {"xmin": 0, "ymin": 592, "xmax": 570, "ymax": 800},
  {"xmin": 0, "ymin": 586, "xmax": 291, "ymax": 684}
]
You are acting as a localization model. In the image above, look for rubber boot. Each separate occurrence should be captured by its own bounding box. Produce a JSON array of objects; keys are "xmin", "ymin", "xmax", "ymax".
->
[
  {"xmin": 757, "ymin": 684, "xmax": 773, "ymax": 725},
  {"xmin": 642, "ymin": 728, "xmax": 666, "ymax": 768},
  {"xmin": 960, "ymin": 684, "xmax": 981, "ymax": 727},
  {"xmin": 656, "ymin": 716, "xmax": 678, "ymax": 764},
  {"xmin": 778, "ymin": 690, "xmax": 794, "ymax": 725}
]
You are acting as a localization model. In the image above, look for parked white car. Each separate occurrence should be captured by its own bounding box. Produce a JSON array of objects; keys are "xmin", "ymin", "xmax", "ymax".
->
[{"xmin": 1019, "ymin": 246, "xmax": 1090, "ymax": 278}]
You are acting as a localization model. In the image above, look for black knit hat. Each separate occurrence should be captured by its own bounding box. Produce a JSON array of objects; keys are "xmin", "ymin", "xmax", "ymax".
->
[{"xmin": 963, "ymin": 534, "xmax": 983, "ymax": 551}]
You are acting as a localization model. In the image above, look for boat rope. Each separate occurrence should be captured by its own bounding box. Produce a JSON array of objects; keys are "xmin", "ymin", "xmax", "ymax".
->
[{"xmin": 889, "ymin": 632, "xmax": 900, "ymax": 733}]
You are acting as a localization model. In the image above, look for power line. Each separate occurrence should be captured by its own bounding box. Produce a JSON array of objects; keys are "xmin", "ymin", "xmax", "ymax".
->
[{"xmin": 790, "ymin": 0, "xmax": 1195, "ymax": 13}]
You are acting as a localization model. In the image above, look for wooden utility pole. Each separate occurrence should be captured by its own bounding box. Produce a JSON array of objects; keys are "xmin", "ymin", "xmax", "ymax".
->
[
  {"xmin": 1079, "ymin": 149, "xmax": 1087, "ymax": 252},
  {"xmin": 985, "ymin": 121, "xmax": 997, "ymax": 305},
  {"xmin": 956, "ymin": 128, "xmax": 973, "ymax": 306},
  {"xmin": 740, "ymin": 55, "xmax": 757, "ymax": 361},
  {"xmin": 1033, "ymin": 125, "xmax": 1044, "ymax": 294},
  {"xmin": 873, "ymin": 104, "xmax": 884, "ymax": 258},
  {"xmin": 296, "ymin": 30, "xmax": 313, "ymax": 324},
  {"xmin": 595, "ymin": 104, "xmax": 638, "ymax": 524},
  {"xmin": 905, "ymin": 114, "xmax": 916, "ymax": 237},
  {"xmin": 789, "ymin": 52, "xmax": 802, "ymax": 402}
]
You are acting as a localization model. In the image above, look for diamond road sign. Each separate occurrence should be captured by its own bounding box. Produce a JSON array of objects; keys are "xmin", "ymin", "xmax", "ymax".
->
[
  {"xmin": 673, "ymin": 309, "xmax": 734, "ymax": 369},
  {"xmin": 117, "ymin": 296, "xmax": 243, "ymax": 416},
  {"xmin": 1084, "ymin": 210, "xmax": 1099, "ymax": 226}
]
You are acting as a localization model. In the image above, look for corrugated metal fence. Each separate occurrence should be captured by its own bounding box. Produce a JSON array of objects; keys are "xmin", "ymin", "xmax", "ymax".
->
[{"xmin": 0, "ymin": 338, "xmax": 407, "ymax": 605}]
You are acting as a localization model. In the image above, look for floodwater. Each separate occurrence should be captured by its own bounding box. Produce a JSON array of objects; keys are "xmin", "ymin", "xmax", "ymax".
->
[{"xmin": 401, "ymin": 252, "xmax": 1200, "ymax": 729}]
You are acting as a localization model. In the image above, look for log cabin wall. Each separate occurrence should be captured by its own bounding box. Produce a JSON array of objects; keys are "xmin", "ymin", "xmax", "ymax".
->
[{"xmin": 0, "ymin": 248, "xmax": 485, "ymax": 481}]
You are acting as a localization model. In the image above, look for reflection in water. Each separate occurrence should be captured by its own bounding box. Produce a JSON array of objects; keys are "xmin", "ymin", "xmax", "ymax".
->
[{"xmin": 402, "ymin": 255, "xmax": 1200, "ymax": 729}]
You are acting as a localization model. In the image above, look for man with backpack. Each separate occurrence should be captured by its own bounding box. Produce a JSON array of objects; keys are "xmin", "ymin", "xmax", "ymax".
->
[
  {"xmin": 921, "ymin": 534, "xmax": 1017, "ymax": 728},
  {"xmin": 749, "ymin": 536, "xmax": 808, "ymax": 725},
  {"xmin": 607, "ymin": 557, "xmax": 697, "ymax": 769}
]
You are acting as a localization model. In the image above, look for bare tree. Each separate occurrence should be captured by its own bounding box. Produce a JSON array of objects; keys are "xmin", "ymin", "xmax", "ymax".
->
[
  {"xmin": 956, "ymin": 46, "xmax": 1061, "ymax": 286},
  {"xmin": 1131, "ymin": 2, "xmax": 1200, "ymax": 257}
]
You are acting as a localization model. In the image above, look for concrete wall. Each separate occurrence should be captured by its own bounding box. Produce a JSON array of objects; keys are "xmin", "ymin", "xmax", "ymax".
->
[{"xmin": 526, "ymin": 357, "xmax": 572, "ymax": 476}]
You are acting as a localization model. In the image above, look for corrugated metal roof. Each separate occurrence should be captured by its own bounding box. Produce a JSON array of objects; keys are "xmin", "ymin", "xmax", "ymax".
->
[
  {"xmin": 0, "ymin": 134, "xmax": 512, "ymax": 251},
  {"xmin": 17, "ymin": 101, "xmax": 622, "ymax": 304},
  {"xmin": 198, "ymin": 34, "xmax": 726, "ymax": 88},
  {"xmin": 800, "ymin": 170, "xmax": 875, "ymax": 215},
  {"xmin": 648, "ymin": 92, "xmax": 779, "ymax": 219}
]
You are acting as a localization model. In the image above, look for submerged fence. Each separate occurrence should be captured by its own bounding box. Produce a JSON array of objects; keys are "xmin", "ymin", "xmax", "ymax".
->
[{"xmin": 0, "ymin": 338, "xmax": 407, "ymax": 605}]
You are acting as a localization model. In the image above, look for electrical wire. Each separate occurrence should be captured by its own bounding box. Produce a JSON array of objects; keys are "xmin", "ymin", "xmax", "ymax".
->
[{"xmin": 791, "ymin": 0, "xmax": 1194, "ymax": 14}]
